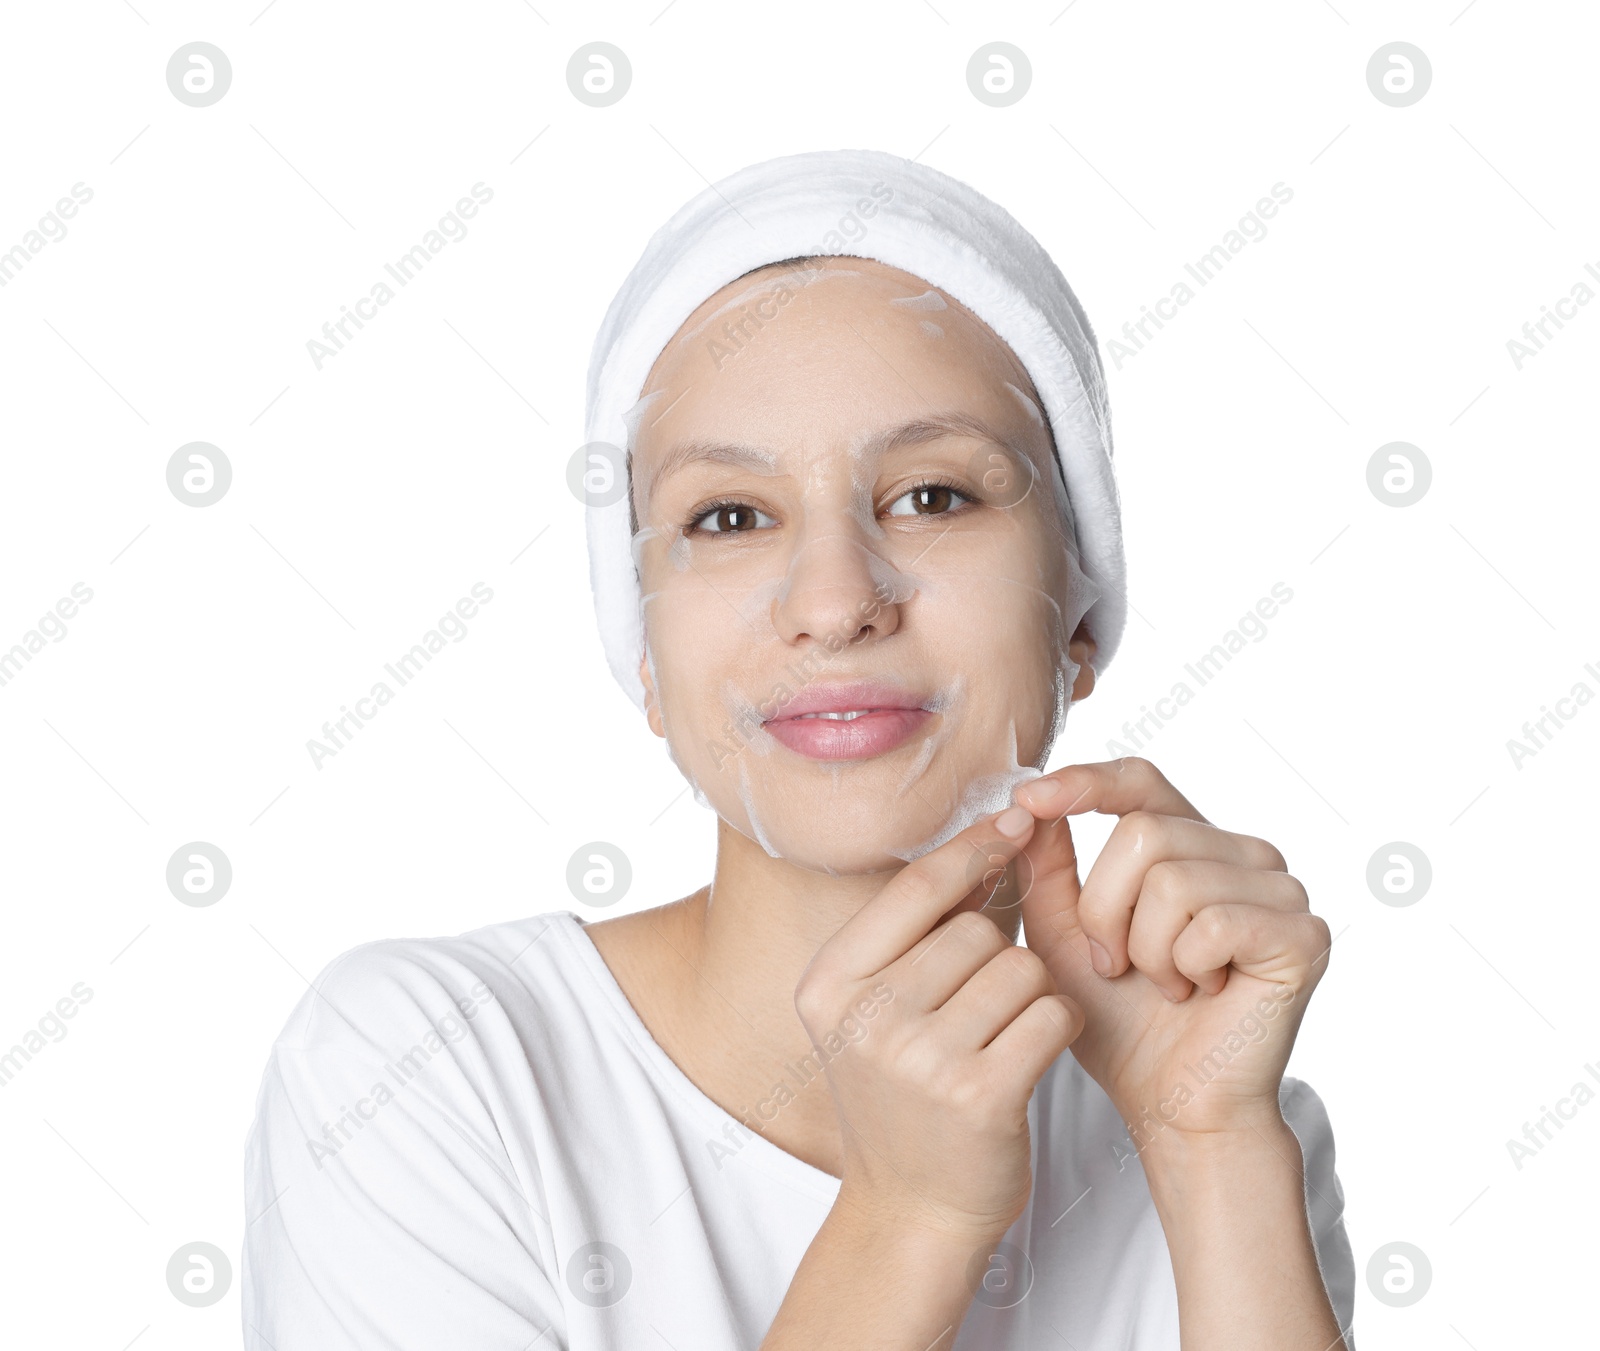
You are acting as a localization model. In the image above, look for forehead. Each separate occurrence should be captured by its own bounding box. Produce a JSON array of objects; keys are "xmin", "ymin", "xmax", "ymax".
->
[{"xmin": 630, "ymin": 258, "xmax": 1044, "ymax": 480}]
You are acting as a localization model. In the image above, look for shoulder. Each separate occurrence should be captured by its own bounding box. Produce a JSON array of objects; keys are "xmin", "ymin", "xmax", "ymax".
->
[
  {"xmin": 270, "ymin": 935, "xmax": 486, "ymax": 1053},
  {"xmin": 269, "ymin": 911, "xmax": 577, "ymax": 1051},
  {"xmin": 244, "ymin": 913, "xmax": 587, "ymax": 1198},
  {"xmin": 253, "ymin": 912, "xmax": 591, "ymax": 1114}
]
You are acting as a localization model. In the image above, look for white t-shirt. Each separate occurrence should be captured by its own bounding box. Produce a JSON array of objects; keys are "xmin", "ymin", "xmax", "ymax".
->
[{"xmin": 241, "ymin": 908, "xmax": 1357, "ymax": 1349}]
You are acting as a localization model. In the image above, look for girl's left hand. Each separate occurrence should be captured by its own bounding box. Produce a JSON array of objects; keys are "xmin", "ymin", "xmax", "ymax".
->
[{"xmin": 1007, "ymin": 757, "xmax": 1333, "ymax": 1144}]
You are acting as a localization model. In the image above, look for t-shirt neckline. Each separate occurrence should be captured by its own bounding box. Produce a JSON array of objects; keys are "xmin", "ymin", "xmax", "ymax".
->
[{"xmin": 548, "ymin": 909, "xmax": 845, "ymax": 1204}]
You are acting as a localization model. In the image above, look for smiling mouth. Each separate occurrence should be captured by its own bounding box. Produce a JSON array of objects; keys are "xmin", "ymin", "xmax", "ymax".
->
[
  {"xmin": 753, "ymin": 678, "xmax": 938, "ymax": 760},
  {"xmin": 763, "ymin": 704, "xmax": 934, "ymax": 759}
]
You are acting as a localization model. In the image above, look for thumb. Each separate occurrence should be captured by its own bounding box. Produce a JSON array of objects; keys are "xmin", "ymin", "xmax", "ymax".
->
[{"xmin": 1019, "ymin": 811, "xmax": 1085, "ymax": 972}]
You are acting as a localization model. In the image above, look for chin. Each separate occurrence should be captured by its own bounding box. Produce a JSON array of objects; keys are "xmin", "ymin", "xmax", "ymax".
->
[
  {"xmin": 738, "ymin": 829, "xmax": 923, "ymax": 879},
  {"xmin": 721, "ymin": 782, "xmax": 974, "ymax": 877}
]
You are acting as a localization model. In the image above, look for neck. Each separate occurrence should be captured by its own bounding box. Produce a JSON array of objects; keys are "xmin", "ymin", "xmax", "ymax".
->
[
  {"xmin": 702, "ymin": 816, "xmax": 885, "ymax": 973},
  {"xmin": 663, "ymin": 816, "xmax": 1016, "ymax": 1175}
]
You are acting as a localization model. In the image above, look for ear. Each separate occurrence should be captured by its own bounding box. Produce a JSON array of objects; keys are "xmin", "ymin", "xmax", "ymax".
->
[
  {"xmin": 638, "ymin": 648, "xmax": 666, "ymax": 738},
  {"xmin": 1067, "ymin": 625, "xmax": 1098, "ymax": 703}
]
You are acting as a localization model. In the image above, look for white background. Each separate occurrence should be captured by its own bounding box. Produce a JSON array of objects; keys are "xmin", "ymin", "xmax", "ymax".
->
[{"xmin": 1, "ymin": 2, "xmax": 1594, "ymax": 1347}]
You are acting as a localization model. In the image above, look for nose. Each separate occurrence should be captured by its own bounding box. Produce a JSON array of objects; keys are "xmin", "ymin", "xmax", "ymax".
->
[{"xmin": 770, "ymin": 527, "xmax": 905, "ymax": 650}]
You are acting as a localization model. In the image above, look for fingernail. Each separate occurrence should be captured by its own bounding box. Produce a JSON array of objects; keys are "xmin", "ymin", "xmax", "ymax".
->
[
  {"xmin": 1023, "ymin": 777, "xmax": 1062, "ymax": 800},
  {"xmin": 996, "ymin": 806, "xmax": 1032, "ymax": 838},
  {"xmin": 1088, "ymin": 938, "xmax": 1112, "ymax": 976}
]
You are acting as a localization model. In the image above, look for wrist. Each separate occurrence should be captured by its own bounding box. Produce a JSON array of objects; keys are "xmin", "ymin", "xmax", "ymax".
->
[
  {"xmin": 1117, "ymin": 1112, "xmax": 1345, "ymax": 1347},
  {"xmin": 832, "ymin": 1182, "xmax": 1018, "ymax": 1255},
  {"xmin": 1134, "ymin": 1115, "xmax": 1305, "ymax": 1216},
  {"xmin": 1141, "ymin": 1113, "xmax": 1300, "ymax": 1163}
]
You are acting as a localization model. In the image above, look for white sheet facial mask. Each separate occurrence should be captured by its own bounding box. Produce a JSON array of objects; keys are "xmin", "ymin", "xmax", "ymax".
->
[
  {"xmin": 635, "ymin": 426, "xmax": 1098, "ymax": 876},
  {"xmin": 627, "ymin": 259, "xmax": 1101, "ymax": 876}
]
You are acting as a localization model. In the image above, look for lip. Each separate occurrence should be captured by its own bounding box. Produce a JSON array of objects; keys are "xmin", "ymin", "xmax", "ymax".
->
[{"xmin": 762, "ymin": 680, "xmax": 934, "ymax": 761}]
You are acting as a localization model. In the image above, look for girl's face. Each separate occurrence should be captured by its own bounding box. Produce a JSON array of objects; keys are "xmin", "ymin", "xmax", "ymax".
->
[{"xmin": 629, "ymin": 257, "xmax": 1098, "ymax": 875}]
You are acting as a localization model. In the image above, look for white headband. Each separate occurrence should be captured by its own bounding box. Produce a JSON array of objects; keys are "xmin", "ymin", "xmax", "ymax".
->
[{"xmin": 582, "ymin": 146, "xmax": 1126, "ymax": 712}]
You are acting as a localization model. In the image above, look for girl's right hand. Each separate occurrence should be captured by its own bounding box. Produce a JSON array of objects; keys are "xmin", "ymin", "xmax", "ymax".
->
[{"xmin": 793, "ymin": 804, "xmax": 1085, "ymax": 1245}]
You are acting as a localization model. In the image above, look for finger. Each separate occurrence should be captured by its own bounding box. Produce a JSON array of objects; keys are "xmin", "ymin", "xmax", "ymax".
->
[
  {"xmin": 1014, "ymin": 756, "xmax": 1205, "ymax": 825},
  {"xmin": 1170, "ymin": 904, "xmax": 1333, "ymax": 998},
  {"xmin": 1126, "ymin": 863, "xmax": 1312, "ymax": 1002},
  {"xmin": 1079, "ymin": 816, "xmax": 1290, "ymax": 978},
  {"xmin": 932, "ymin": 943, "xmax": 1058, "ymax": 1052},
  {"xmin": 892, "ymin": 909, "xmax": 1013, "ymax": 1014},
  {"xmin": 979, "ymin": 994, "xmax": 1083, "ymax": 1091},
  {"xmin": 820, "ymin": 804, "xmax": 1036, "ymax": 983}
]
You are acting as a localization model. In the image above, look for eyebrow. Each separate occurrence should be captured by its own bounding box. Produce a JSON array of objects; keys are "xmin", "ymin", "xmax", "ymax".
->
[
  {"xmin": 641, "ymin": 411, "xmax": 1014, "ymax": 509},
  {"xmin": 855, "ymin": 410, "xmax": 1014, "ymax": 458},
  {"xmin": 639, "ymin": 441, "xmax": 777, "ymax": 509}
]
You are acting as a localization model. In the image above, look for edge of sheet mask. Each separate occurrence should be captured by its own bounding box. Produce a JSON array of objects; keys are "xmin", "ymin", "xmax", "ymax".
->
[
  {"xmin": 880, "ymin": 647, "xmax": 1079, "ymax": 866},
  {"xmin": 637, "ymin": 571, "xmax": 1093, "ymax": 876},
  {"xmin": 636, "ymin": 565, "xmax": 1094, "ymax": 873}
]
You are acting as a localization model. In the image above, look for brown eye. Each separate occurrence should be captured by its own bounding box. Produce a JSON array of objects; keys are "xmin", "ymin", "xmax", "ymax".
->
[
  {"xmin": 887, "ymin": 483, "xmax": 969, "ymax": 517},
  {"xmin": 690, "ymin": 502, "xmax": 776, "ymax": 533}
]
